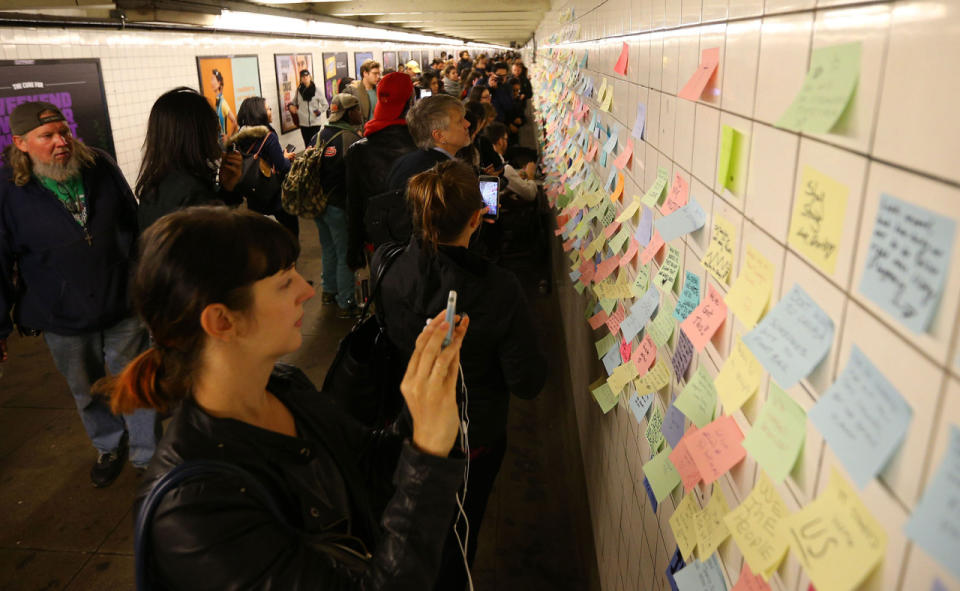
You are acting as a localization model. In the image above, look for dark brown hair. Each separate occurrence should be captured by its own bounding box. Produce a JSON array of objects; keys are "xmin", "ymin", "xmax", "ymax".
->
[
  {"xmin": 105, "ymin": 207, "xmax": 300, "ymax": 414},
  {"xmin": 407, "ymin": 160, "xmax": 484, "ymax": 251}
]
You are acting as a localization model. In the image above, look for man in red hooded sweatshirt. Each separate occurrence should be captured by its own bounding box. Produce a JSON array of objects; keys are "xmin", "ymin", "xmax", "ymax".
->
[{"xmin": 344, "ymin": 72, "xmax": 416, "ymax": 270}]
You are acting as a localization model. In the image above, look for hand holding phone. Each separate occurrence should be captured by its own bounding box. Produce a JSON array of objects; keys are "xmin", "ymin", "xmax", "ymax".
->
[
  {"xmin": 442, "ymin": 291, "xmax": 457, "ymax": 348},
  {"xmin": 479, "ymin": 175, "xmax": 500, "ymax": 219}
]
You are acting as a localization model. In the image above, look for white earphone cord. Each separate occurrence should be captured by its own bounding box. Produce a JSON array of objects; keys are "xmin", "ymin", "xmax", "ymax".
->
[{"xmin": 453, "ymin": 361, "xmax": 474, "ymax": 591}]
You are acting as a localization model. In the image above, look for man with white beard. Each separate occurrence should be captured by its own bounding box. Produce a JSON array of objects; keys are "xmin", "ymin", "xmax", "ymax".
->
[{"xmin": 0, "ymin": 101, "xmax": 157, "ymax": 488}]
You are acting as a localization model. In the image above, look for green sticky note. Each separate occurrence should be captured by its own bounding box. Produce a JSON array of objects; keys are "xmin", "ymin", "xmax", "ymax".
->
[
  {"xmin": 716, "ymin": 125, "xmax": 745, "ymax": 191},
  {"xmin": 640, "ymin": 176, "xmax": 668, "ymax": 207},
  {"xmin": 675, "ymin": 366, "xmax": 718, "ymax": 429},
  {"xmin": 595, "ymin": 333, "xmax": 617, "ymax": 359},
  {"xmin": 590, "ymin": 379, "xmax": 619, "ymax": 414},
  {"xmin": 599, "ymin": 297, "xmax": 618, "ymax": 315},
  {"xmin": 631, "ymin": 263, "xmax": 651, "ymax": 298},
  {"xmin": 742, "ymin": 383, "xmax": 807, "ymax": 483},
  {"xmin": 643, "ymin": 445, "xmax": 681, "ymax": 502},
  {"xmin": 648, "ymin": 298, "xmax": 677, "ymax": 347},
  {"xmin": 608, "ymin": 226, "xmax": 632, "ymax": 254},
  {"xmin": 776, "ymin": 42, "xmax": 862, "ymax": 134},
  {"xmin": 645, "ymin": 405, "xmax": 665, "ymax": 452},
  {"xmin": 654, "ymin": 246, "xmax": 682, "ymax": 291}
]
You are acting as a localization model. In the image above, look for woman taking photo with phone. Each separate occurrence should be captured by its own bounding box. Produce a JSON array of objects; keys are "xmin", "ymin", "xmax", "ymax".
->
[
  {"xmin": 372, "ymin": 160, "xmax": 546, "ymax": 590},
  {"xmin": 103, "ymin": 206, "xmax": 470, "ymax": 589}
]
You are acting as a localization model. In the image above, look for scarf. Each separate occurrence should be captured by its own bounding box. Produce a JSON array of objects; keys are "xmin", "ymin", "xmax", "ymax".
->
[{"xmin": 298, "ymin": 82, "xmax": 316, "ymax": 102}]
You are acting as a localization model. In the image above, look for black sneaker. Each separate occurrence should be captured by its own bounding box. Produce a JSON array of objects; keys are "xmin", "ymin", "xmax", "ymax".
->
[
  {"xmin": 321, "ymin": 292, "xmax": 337, "ymax": 305},
  {"xmin": 336, "ymin": 305, "xmax": 361, "ymax": 319},
  {"xmin": 91, "ymin": 439, "xmax": 127, "ymax": 488}
]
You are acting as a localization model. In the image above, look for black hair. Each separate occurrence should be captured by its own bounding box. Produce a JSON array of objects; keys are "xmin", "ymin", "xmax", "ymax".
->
[
  {"xmin": 237, "ymin": 96, "xmax": 269, "ymax": 127},
  {"xmin": 484, "ymin": 121, "xmax": 508, "ymax": 144}
]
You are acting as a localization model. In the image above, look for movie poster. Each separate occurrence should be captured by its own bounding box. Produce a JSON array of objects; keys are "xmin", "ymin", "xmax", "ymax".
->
[
  {"xmin": 321, "ymin": 52, "xmax": 349, "ymax": 104},
  {"xmin": 398, "ymin": 51, "xmax": 411, "ymax": 67},
  {"xmin": 382, "ymin": 51, "xmax": 397, "ymax": 71},
  {"xmin": 196, "ymin": 55, "xmax": 261, "ymax": 141},
  {"xmin": 274, "ymin": 53, "xmax": 313, "ymax": 134},
  {"xmin": 0, "ymin": 59, "xmax": 114, "ymax": 158},
  {"xmin": 354, "ymin": 52, "xmax": 374, "ymax": 78}
]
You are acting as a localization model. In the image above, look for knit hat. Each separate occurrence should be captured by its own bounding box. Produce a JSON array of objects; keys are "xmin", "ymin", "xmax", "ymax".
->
[
  {"xmin": 10, "ymin": 101, "xmax": 66, "ymax": 136},
  {"xmin": 371, "ymin": 72, "xmax": 413, "ymax": 122},
  {"xmin": 328, "ymin": 93, "xmax": 359, "ymax": 122}
]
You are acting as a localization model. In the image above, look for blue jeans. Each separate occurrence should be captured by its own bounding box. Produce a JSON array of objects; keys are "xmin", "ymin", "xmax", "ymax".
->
[
  {"xmin": 44, "ymin": 316, "xmax": 157, "ymax": 467},
  {"xmin": 314, "ymin": 205, "xmax": 355, "ymax": 309}
]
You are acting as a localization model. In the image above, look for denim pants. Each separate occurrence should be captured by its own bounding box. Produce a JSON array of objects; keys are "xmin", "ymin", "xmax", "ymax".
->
[
  {"xmin": 314, "ymin": 204, "xmax": 355, "ymax": 309},
  {"xmin": 43, "ymin": 316, "xmax": 157, "ymax": 467}
]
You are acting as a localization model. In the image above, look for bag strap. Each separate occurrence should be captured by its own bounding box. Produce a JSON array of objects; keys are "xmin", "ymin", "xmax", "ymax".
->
[
  {"xmin": 357, "ymin": 242, "xmax": 405, "ymax": 323},
  {"xmin": 316, "ymin": 129, "xmax": 346, "ymax": 154},
  {"xmin": 246, "ymin": 131, "xmax": 272, "ymax": 159}
]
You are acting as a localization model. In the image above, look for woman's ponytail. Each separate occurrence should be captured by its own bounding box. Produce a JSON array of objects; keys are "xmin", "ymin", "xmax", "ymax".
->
[{"xmin": 407, "ymin": 160, "xmax": 484, "ymax": 251}]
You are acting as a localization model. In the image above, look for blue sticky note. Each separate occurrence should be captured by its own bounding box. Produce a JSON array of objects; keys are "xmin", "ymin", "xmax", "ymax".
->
[
  {"xmin": 580, "ymin": 50, "xmax": 588, "ymax": 68},
  {"xmin": 599, "ymin": 149, "xmax": 608, "ymax": 167},
  {"xmin": 655, "ymin": 198, "xmax": 707, "ymax": 243},
  {"xmin": 904, "ymin": 425, "xmax": 960, "ymax": 580},
  {"xmin": 809, "ymin": 346, "xmax": 912, "ymax": 488},
  {"xmin": 630, "ymin": 285, "xmax": 661, "ymax": 327},
  {"xmin": 569, "ymin": 269, "xmax": 581, "ymax": 282},
  {"xmin": 662, "ymin": 404, "xmax": 686, "ymax": 448},
  {"xmin": 859, "ymin": 194, "xmax": 956, "ymax": 334},
  {"xmin": 674, "ymin": 272, "xmax": 701, "ymax": 321},
  {"xmin": 620, "ymin": 310, "xmax": 646, "ymax": 343},
  {"xmin": 632, "ymin": 102, "xmax": 647, "ymax": 140},
  {"xmin": 606, "ymin": 168, "xmax": 617, "ymax": 192},
  {"xmin": 630, "ymin": 393, "xmax": 654, "ymax": 425},
  {"xmin": 588, "ymin": 112, "xmax": 598, "ymax": 134},
  {"xmin": 603, "ymin": 128, "xmax": 619, "ymax": 153},
  {"xmin": 673, "ymin": 554, "xmax": 727, "ymax": 591},
  {"xmin": 636, "ymin": 205, "xmax": 654, "ymax": 246},
  {"xmin": 743, "ymin": 284, "xmax": 834, "ymax": 388},
  {"xmin": 602, "ymin": 343, "xmax": 622, "ymax": 376}
]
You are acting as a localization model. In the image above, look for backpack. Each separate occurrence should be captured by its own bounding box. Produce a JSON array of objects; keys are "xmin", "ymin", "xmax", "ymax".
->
[
  {"xmin": 235, "ymin": 131, "xmax": 281, "ymax": 212},
  {"xmin": 281, "ymin": 130, "xmax": 345, "ymax": 218},
  {"xmin": 363, "ymin": 188, "xmax": 413, "ymax": 247}
]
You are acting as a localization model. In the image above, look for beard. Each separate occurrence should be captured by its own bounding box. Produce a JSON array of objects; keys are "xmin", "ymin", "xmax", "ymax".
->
[{"xmin": 30, "ymin": 143, "xmax": 86, "ymax": 182}]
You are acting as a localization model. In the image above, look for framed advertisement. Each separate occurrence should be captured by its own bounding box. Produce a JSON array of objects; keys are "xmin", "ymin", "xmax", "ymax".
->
[
  {"xmin": 382, "ymin": 51, "xmax": 397, "ymax": 71},
  {"xmin": 0, "ymin": 58, "xmax": 115, "ymax": 158},
  {"xmin": 320, "ymin": 51, "xmax": 349, "ymax": 103},
  {"xmin": 398, "ymin": 51, "xmax": 410, "ymax": 67},
  {"xmin": 274, "ymin": 53, "xmax": 313, "ymax": 134},
  {"xmin": 196, "ymin": 55, "xmax": 262, "ymax": 141},
  {"xmin": 420, "ymin": 50, "xmax": 429, "ymax": 69},
  {"xmin": 354, "ymin": 52, "xmax": 374, "ymax": 78}
]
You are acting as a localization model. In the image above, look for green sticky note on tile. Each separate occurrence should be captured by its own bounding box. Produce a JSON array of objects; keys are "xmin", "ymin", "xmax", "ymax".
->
[
  {"xmin": 742, "ymin": 382, "xmax": 807, "ymax": 483},
  {"xmin": 595, "ymin": 333, "xmax": 617, "ymax": 359},
  {"xmin": 631, "ymin": 263, "xmax": 651, "ymax": 298},
  {"xmin": 648, "ymin": 298, "xmax": 677, "ymax": 347},
  {"xmin": 716, "ymin": 125, "xmax": 745, "ymax": 191},
  {"xmin": 674, "ymin": 366, "xmax": 718, "ymax": 429},
  {"xmin": 591, "ymin": 379, "xmax": 619, "ymax": 414},
  {"xmin": 642, "ymin": 445, "xmax": 681, "ymax": 502},
  {"xmin": 599, "ymin": 297, "xmax": 618, "ymax": 315},
  {"xmin": 776, "ymin": 42, "xmax": 862, "ymax": 134}
]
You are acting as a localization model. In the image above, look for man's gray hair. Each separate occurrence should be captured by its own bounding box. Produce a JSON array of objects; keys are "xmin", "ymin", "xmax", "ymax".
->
[{"xmin": 406, "ymin": 94, "xmax": 465, "ymax": 150}]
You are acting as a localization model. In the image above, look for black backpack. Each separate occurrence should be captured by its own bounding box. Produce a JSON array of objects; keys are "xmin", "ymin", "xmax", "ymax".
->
[
  {"xmin": 235, "ymin": 132, "xmax": 281, "ymax": 212},
  {"xmin": 363, "ymin": 188, "xmax": 413, "ymax": 248}
]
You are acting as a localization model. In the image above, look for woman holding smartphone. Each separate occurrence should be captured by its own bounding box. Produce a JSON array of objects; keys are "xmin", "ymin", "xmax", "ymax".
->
[
  {"xmin": 372, "ymin": 160, "xmax": 547, "ymax": 590},
  {"xmin": 102, "ymin": 206, "xmax": 469, "ymax": 589}
]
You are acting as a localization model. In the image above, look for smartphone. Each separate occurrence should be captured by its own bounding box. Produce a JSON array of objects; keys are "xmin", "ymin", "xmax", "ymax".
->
[
  {"xmin": 479, "ymin": 175, "xmax": 499, "ymax": 219},
  {"xmin": 442, "ymin": 290, "xmax": 457, "ymax": 348},
  {"xmin": 285, "ymin": 144, "xmax": 296, "ymax": 153}
]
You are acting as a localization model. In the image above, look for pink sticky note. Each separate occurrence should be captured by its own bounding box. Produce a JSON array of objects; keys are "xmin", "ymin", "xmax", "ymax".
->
[
  {"xmin": 614, "ymin": 42, "xmax": 629, "ymax": 75},
  {"xmin": 588, "ymin": 310, "xmax": 608, "ymax": 330},
  {"xmin": 563, "ymin": 112, "xmax": 572, "ymax": 127},
  {"xmin": 639, "ymin": 230, "xmax": 665, "ymax": 264},
  {"xmin": 679, "ymin": 284, "xmax": 727, "ymax": 351},
  {"xmin": 678, "ymin": 47, "xmax": 720, "ymax": 101},
  {"xmin": 585, "ymin": 140, "xmax": 599, "ymax": 162},
  {"xmin": 562, "ymin": 238, "xmax": 576, "ymax": 252},
  {"xmin": 619, "ymin": 339, "xmax": 632, "ymax": 362},
  {"xmin": 633, "ymin": 334, "xmax": 658, "ymax": 376},
  {"xmin": 660, "ymin": 173, "xmax": 689, "ymax": 215},
  {"xmin": 669, "ymin": 432, "xmax": 702, "ymax": 492},
  {"xmin": 620, "ymin": 238, "xmax": 640, "ymax": 268},
  {"xmin": 613, "ymin": 138, "xmax": 634, "ymax": 170},
  {"xmin": 685, "ymin": 415, "xmax": 746, "ymax": 484},
  {"xmin": 605, "ymin": 304, "xmax": 627, "ymax": 335},
  {"xmin": 732, "ymin": 562, "xmax": 772, "ymax": 591},
  {"xmin": 604, "ymin": 220, "xmax": 622, "ymax": 239},
  {"xmin": 594, "ymin": 255, "xmax": 621, "ymax": 283}
]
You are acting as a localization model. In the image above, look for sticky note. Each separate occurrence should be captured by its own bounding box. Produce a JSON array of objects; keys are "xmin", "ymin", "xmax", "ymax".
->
[
  {"xmin": 676, "ymin": 366, "xmax": 718, "ymax": 429},
  {"xmin": 675, "ymin": 272, "xmax": 702, "ymax": 321},
  {"xmin": 680, "ymin": 284, "xmax": 727, "ymax": 352},
  {"xmin": 607, "ymin": 359, "xmax": 640, "ymax": 395},
  {"xmin": 611, "ymin": 173, "xmax": 625, "ymax": 202},
  {"xmin": 672, "ymin": 331, "xmax": 695, "ymax": 378},
  {"xmin": 723, "ymin": 472, "xmax": 790, "ymax": 578},
  {"xmin": 694, "ymin": 485, "xmax": 731, "ymax": 561},
  {"xmin": 619, "ymin": 338, "xmax": 632, "ymax": 362},
  {"xmin": 670, "ymin": 432, "xmax": 703, "ymax": 492},
  {"xmin": 641, "ymin": 174, "xmax": 669, "ymax": 207},
  {"xmin": 904, "ymin": 425, "xmax": 960, "ymax": 580},
  {"xmin": 787, "ymin": 166, "xmax": 849, "ymax": 275},
  {"xmin": 859, "ymin": 193, "xmax": 956, "ymax": 334},
  {"xmin": 662, "ymin": 173, "xmax": 691, "ymax": 216},
  {"xmin": 616, "ymin": 197, "xmax": 642, "ymax": 223},
  {"xmin": 663, "ymin": 403, "xmax": 687, "ymax": 448},
  {"xmin": 609, "ymin": 226, "xmax": 632, "ymax": 254},
  {"xmin": 601, "ymin": 342, "xmax": 622, "ymax": 375},
  {"xmin": 646, "ymin": 405, "xmax": 666, "ymax": 452},
  {"xmin": 678, "ymin": 47, "xmax": 720, "ymax": 101},
  {"xmin": 648, "ymin": 298, "xmax": 677, "ymax": 347},
  {"xmin": 594, "ymin": 333, "xmax": 617, "ymax": 359},
  {"xmin": 613, "ymin": 139, "xmax": 634, "ymax": 170},
  {"xmin": 643, "ymin": 476, "xmax": 659, "ymax": 512},
  {"xmin": 614, "ymin": 41, "xmax": 629, "ymax": 75},
  {"xmin": 601, "ymin": 84, "xmax": 614, "ymax": 111},
  {"xmin": 632, "ymin": 102, "xmax": 647, "ymax": 140},
  {"xmin": 590, "ymin": 378, "xmax": 619, "ymax": 413},
  {"xmin": 670, "ymin": 492, "xmax": 701, "ymax": 561},
  {"xmin": 655, "ymin": 198, "xmax": 708, "ymax": 243},
  {"xmin": 714, "ymin": 338, "xmax": 764, "ymax": 414},
  {"xmin": 702, "ymin": 216, "xmax": 736, "ymax": 284},
  {"xmin": 673, "ymin": 554, "xmax": 727, "ymax": 591},
  {"xmin": 783, "ymin": 469, "xmax": 886, "ymax": 591},
  {"xmin": 724, "ymin": 245, "xmax": 775, "ymax": 330},
  {"xmin": 717, "ymin": 125, "xmax": 745, "ymax": 192},
  {"xmin": 742, "ymin": 382, "xmax": 806, "ymax": 483},
  {"xmin": 640, "ymin": 230, "xmax": 665, "ymax": 264},
  {"xmin": 587, "ymin": 309, "xmax": 608, "ymax": 330},
  {"xmin": 743, "ymin": 284, "xmax": 834, "ymax": 389},
  {"xmin": 580, "ymin": 50, "xmax": 588, "ymax": 68},
  {"xmin": 594, "ymin": 255, "xmax": 621, "ymax": 283},
  {"xmin": 619, "ymin": 308, "xmax": 647, "ymax": 344},
  {"xmin": 636, "ymin": 204, "xmax": 654, "ymax": 246},
  {"xmin": 605, "ymin": 303, "xmax": 627, "ymax": 335},
  {"xmin": 809, "ymin": 345, "xmax": 912, "ymax": 488},
  {"xmin": 731, "ymin": 562, "xmax": 771, "ymax": 591},
  {"xmin": 630, "ymin": 392, "xmax": 655, "ymax": 425},
  {"xmin": 686, "ymin": 415, "xmax": 746, "ymax": 484},
  {"xmin": 655, "ymin": 246, "xmax": 682, "ymax": 290},
  {"xmin": 776, "ymin": 42, "xmax": 862, "ymax": 134},
  {"xmin": 643, "ymin": 445, "xmax": 681, "ymax": 502}
]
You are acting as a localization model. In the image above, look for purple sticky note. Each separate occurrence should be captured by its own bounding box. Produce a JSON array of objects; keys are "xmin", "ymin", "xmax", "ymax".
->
[
  {"xmin": 671, "ymin": 331, "xmax": 694, "ymax": 379},
  {"xmin": 636, "ymin": 205, "xmax": 653, "ymax": 246},
  {"xmin": 643, "ymin": 476, "xmax": 659, "ymax": 512},
  {"xmin": 662, "ymin": 404, "xmax": 686, "ymax": 448}
]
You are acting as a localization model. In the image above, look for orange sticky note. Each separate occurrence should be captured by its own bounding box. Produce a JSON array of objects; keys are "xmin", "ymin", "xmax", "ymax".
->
[
  {"xmin": 679, "ymin": 284, "xmax": 727, "ymax": 352},
  {"xmin": 685, "ymin": 415, "xmax": 746, "ymax": 484},
  {"xmin": 605, "ymin": 303, "xmax": 627, "ymax": 335},
  {"xmin": 585, "ymin": 139, "xmax": 599, "ymax": 162},
  {"xmin": 679, "ymin": 47, "xmax": 720, "ymax": 101},
  {"xmin": 613, "ymin": 139, "xmax": 634, "ymax": 170},
  {"xmin": 594, "ymin": 255, "xmax": 621, "ymax": 283},
  {"xmin": 604, "ymin": 221, "xmax": 622, "ymax": 239},
  {"xmin": 640, "ymin": 230, "xmax": 665, "ymax": 264},
  {"xmin": 660, "ymin": 173, "xmax": 690, "ymax": 215},
  {"xmin": 620, "ymin": 238, "xmax": 640, "ymax": 268},
  {"xmin": 669, "ymin": 428, "xmax": 702, "ymax": 492},
  {"xmin": 614, "ymin": 42, "xmax": 629, "ymax": 75},
  {"xmin": 611, "ymin": 173, "xmax": 625, "ymax": 202},
  {"xmin": 588, "ymin": 310, "xmax": 608, "ymax": 330},
  {"xmin": 732, "ymin": 562, "xmax": 771, "ymax": 591},
  {"xmin": 633, "ymin": 334, "xmax": 658, "ymax": 376}
]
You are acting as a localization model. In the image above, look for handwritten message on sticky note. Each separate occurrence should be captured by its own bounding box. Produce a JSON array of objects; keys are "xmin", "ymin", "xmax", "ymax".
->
[
  {"xmin": 717, "ymin": 125, "xmax": 746, "ymax": 193},
  {"xmin": 743, "ymin": 284, "xmax": 834, "ymax": 389},
  {"xmin": 663, "ymin": 403, "xmax": 687, "ymax": 448},
  {"xmin": 631, "ymin": 284, "xmax": 661, "ymax": 327},
  {"xmin": 674, "ymin": 554, "xmax": 727, "ymax": 591},
  {"xmin": 859, "ymin": 193, "xmax": 956, "ymax": 334},
  {"xmin": 788, "ymin": 166, "xmax": 849, "ymax": 275},
  {"xmin": 632, "ymin": 262, "xmax": 651, "ymax": 297},
  {"xmin": 680, "ymin": 284, "xmax": 727, "ymax": 352},
  {"xmin": 604, "ymin": 303, "xmax": 627, "ymax": 335},
  {"xmin": 724, "ymin": 245, "xmax": 775, "ymax": 330},
  {"xmin": 783, "ymin": 469, "xmax": 886, "ymax": 591},
  {"xmin": 695, "ymin": 485, "xmax": 731, "ymax": 561},
  {"xmin": 731, "ymin": 563, "xmax": 771, "ymax": 591},
  {"xmin": 776, "ymin": 42, "xmax": 861, "ymax": 134},
  {"xmin": 675, "ymin": 272, "xmax": 702, "ymax": 321},
  {"xmin": 643, "ymin": 445, "xmax": 681, "ymax": 502},
  {"xmin": 662, "ymin": 173, "xmax": 690, "ymax": 216},
  {"xmin": 742, "ymin": 382, "xmax": 806, "ymax": 483},
  {"xmin": 590, "ymin": 378, "xmax": 619, "ymax": 413},
  {"xmin": 614, "ymin": 41, "xmax": 629, "ymax": 75},
  {"xmin": 702, "ymin": 216, "xmax": 737, "ymax": 284},
  {"xmin": 672, "ymin": 330, "xmax": 696, "ymax": 378},
  {"xmin": 723, "ymin": 472, "xmax": 790, "ymax": 578},
  {"xmin": 646, "ymin": 405, "xmax": 666, "ymax": 452},
  {"xmin": 676, "ymin": 366, "xmax": 718, "ymax": 429},
  {"xmin": 649, "ymin": 298, "xmax": 677, "ymax": 347},
  {"xmin": 630, "ymin": 392, "xmax": 655, "ymax": 425},
  {"xmin": 633, "ymin": 334, "xmax": 658, "ymax": 376},
  {"xmin": 608, "ymin": 359, "xmax": 641, "ymax": 396},
  {"xmin": 904, "ymin": 425, "xmax": 960, "ymax": 580},
  {"xmin": 655, "ymin": 245, "xmax": 682, "ymax": 290},
  {"xmin": 670, "ymin": 433, "xmax": 703, "ymax": 492},
  {"xmin": 809, "ymin": 345, "xmax": 912, "ymax": 488},
  {"xmin": 686, "ymin": 415, "xmax": 746, "ymax": 484},
  {"xmin": 715, "ymin": 338, "xmax": 764, "ymax": 414},
  {"xmin": 670, "ymin": 492, "xmax": 701, "ymax": 560},
  {"xmin": 656, "ymin": 198, "xmax": 708, "ymax": 243},
  {"xmin": 679, "ymin": 47, "xmax": 720, "ymax": 102},
  {"xmin": 641, "ymin": 172, "xmax": 669, "ymax": 207}
]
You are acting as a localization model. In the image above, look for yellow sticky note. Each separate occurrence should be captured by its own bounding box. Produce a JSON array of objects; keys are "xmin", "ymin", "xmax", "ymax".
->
[
  {"xmin": 787, "ymin": 166, "xmax": 849, "ymax": 275},
  {"xmin": 782, "ymin": 469, "xmax": 886, "ymax": 591},
  {"xmin": 715, "ymin": 338, "xmax": 764, "ymax": 414},
  {"xmin": 607, "ymin": 361, "xmax": 640, "ymax": 395},
  {"xmin": 695, "ymin": 485, "xmax": 731, "ymax": 561},
  {"xmin": 724, "ymin": 245, "xmax": 775, "ymax": 329},
  {"xmin": 616, "ymin": 197, "xmax": 643, "ymax": 223},
  {"xmin": 723, "ymin": 472, "xmax": 790, "ymax": 578},
  {"xmin": 670, "ymin": 492, "xmax": 701, "ymax": 561},
  {"xmin": 584, "ymin": 233, "xmax": 607, "ymax": 259},
  {"xmin": 634, "ymin": 358, "xmax": 671, "ymax": 394},
  {"xmin": 702, "ymin": 216, "xmax": 736, "ymax": 284}
]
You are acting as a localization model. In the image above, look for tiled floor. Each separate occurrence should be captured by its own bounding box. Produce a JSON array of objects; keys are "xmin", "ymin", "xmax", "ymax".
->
[{"xmin": 0, "ymin": 222, "xmax": 599, "ymax": 590}]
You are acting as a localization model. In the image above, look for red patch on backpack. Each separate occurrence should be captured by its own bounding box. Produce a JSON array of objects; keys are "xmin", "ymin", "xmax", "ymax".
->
[{"xmin": 324, "ymin": 145, "xmax": 337, "ymax": 157}]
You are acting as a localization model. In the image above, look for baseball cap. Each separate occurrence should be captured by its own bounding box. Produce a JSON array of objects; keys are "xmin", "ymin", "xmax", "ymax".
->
[
  {"xmin": 299, "ymin": 69, "xmax": 311, "ymax": 77},
  {"xmin": 328, "ymin": 93, "xmax": 359, "ymax": 122},
  {"xmin": 405, "ymin": 60, "xmax": 422, "ymax": 74},
  {"xmin": 371, "ymin": 72, "xmax": 414, "ymax": 122},
  {"xmin": 10, "ymin": 101, "xmax": 67, "ymax": 136}
]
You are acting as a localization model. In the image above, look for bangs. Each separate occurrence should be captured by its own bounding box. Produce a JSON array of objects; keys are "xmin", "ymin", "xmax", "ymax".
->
[{"xmin": 236, "ymin": 211, "xmax": 301, "ymax": 284}]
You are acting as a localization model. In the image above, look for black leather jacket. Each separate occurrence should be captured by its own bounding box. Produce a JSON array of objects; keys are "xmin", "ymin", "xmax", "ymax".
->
[{"xmin": 136, "ymin": 364, "xmax": 465, "ymax": 590}]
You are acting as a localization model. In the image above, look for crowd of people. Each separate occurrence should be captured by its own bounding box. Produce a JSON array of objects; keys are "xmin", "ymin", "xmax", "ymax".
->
[{"xmin": 0, "ymin": 48, "xmax": 546, "ymax": 590}]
